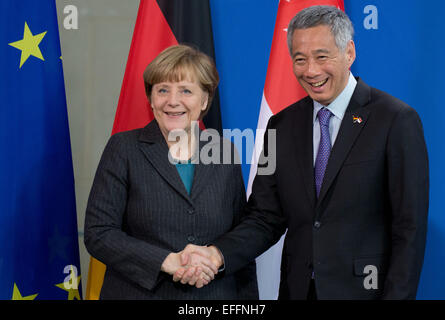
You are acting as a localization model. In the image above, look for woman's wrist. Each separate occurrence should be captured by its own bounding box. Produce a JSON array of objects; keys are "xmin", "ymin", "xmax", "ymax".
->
[{"xmin": 161, "ymin": 252, "xmax": 178, "ymax": 274}]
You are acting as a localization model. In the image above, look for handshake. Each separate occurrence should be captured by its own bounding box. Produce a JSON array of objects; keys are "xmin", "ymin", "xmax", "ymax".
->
[{"xmin": 161, "ymin": 244, "xmax": 224, "ymax": 288}]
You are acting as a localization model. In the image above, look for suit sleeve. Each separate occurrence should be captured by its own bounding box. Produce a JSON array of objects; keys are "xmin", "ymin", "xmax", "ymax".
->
[
  {"xmin": 213, "ymin": 118, "xmax": 287, "ymax": 275},
  {"xmin": 383, "ymin": 107, "xmax": 429, "ymax": 299},
  {"xmin": 84, "ymin": 134, "xmax": 170, "ymax": 291},
  {"xmin": 230, "ymin": 162, "xmax": 259, "ymax": 300}
]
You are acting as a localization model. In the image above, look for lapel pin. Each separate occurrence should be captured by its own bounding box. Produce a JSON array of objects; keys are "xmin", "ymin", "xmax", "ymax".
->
[{"xmin": 352, "ymin": 115, "xmax": 362, "ymax": 124}]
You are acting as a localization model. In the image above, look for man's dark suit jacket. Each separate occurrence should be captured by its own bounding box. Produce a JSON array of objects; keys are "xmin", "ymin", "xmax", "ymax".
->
[
  {"xmin": 84, "ymin": 120, "xmax": 258, "ymax": 300},
  {"xmin": 214, "ymin": 78, "xmax": 429, "ymax": 299}
]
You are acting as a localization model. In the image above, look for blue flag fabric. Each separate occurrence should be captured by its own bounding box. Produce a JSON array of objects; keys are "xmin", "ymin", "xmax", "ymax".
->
[{"xmin": 0, "ymin": 1, "xmax": 81, "ymax": 299}]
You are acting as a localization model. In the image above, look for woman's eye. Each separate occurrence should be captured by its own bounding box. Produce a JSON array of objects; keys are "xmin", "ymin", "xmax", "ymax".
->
[
  {"xmin": 158, "ymin": 88, "xmax": 167, "ymax": 93},
  {"xmin": 182, "ymin": 89, "xmax": 192, "ymax": 94}
]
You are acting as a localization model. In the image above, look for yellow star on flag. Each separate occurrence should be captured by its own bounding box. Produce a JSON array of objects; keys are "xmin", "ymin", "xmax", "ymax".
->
[
  {"xmin": 55, "ymin": 269, "xmax": 81, "ymax": 300},
  {"xmin": 8, "ymin": 21, "xmax": 47, "ymax": 68},
  {"xmin": 11, "ymin": 283, "xmax": 38, "ymax": 300}
]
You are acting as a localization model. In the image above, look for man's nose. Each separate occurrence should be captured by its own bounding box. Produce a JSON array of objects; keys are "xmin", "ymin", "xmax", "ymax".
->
[{"xmin": 305, "ymin": 58, "xmax": 321, "ymax": 78}]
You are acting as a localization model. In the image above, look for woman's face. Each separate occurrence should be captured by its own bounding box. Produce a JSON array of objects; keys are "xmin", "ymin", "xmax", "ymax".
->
[{"xmin": 151, "ymin": 78, "xmax": 208, "ymax": 140}]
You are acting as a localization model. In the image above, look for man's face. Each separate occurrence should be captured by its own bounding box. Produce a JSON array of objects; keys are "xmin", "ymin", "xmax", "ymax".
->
[{"xmin": 291, "ymin": 25, "xmax": 355, "ymax": 106}]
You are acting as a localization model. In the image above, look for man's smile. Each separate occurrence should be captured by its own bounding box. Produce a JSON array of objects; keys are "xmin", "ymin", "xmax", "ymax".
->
[{"xmin": 310, "ymin": 78, "xmax": 328, "ymax": 88}]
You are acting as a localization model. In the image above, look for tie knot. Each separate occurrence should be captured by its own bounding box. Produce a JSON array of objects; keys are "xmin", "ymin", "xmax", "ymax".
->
[{"xmin": 317, "ymin": 108, "xmax": 332, "ymax": 126}]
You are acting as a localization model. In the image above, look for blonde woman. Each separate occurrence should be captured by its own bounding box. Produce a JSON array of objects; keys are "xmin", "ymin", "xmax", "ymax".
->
[{"xmin": 84, "ymin": 45, "xmax": 258, "ymax": 300}]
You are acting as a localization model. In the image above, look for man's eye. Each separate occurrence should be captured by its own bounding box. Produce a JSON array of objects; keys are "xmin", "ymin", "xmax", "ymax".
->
[
  {"xmin": 318, "ymin": 56, "xmax": 328, "ymax": 60},
  {"xmin": 294, "ymin": 58, "xmax": 305, "ymax": 65}
]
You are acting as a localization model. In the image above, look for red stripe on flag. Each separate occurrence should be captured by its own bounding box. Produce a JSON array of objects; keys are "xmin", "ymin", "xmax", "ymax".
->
[
  {"xmin": 112, "ymin": 0, "xmax": 178, "ymax": 135},
  {"xmin": 264, "ymin": 0, "xmax": 344, "ymax": 115}
]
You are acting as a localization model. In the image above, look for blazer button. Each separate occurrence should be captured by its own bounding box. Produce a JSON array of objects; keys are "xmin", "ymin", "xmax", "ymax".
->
[
  {"xmin": 314, "ymin": 221, "xmax": 321, "ymax": 229},
  {"xmin": 187, "ymin": 208, "xmax": 195, "ymax": 215},
  {"xmin": 187, "ymin": 235, "xmax": 196, "ymax": 243}
]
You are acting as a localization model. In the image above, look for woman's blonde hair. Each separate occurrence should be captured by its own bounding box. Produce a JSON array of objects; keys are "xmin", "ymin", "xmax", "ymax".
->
[{"xmin": 143, "ymin": 44, "xmax": 219, "ymax": 119}]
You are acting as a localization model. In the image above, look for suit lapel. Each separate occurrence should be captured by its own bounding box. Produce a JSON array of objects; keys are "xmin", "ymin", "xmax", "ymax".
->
[
  {"xmin": 293, "ymin": 97, "xmax": 316, "ymax": 209},
  {"xmin": 190, "ymin": 157, "xmax": 213, "ymax": 201},
  {"xmin": 316, "ymin": 78, "xmax": 372, "ymax": 209},
  {"xmin": 190, "ymin": 130, "xmax": 220, "ymax": 200},
  {"xmin": 138, "ymin": 121, "xmax": 193, "ymax": 206}
]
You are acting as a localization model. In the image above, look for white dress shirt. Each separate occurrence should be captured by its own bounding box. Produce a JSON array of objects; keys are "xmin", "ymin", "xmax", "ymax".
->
[{"xmin": 313, "ymin": 72, "xmax": 357, "ymax": 165}]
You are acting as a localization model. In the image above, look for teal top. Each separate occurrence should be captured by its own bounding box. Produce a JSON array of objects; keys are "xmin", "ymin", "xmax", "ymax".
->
[{"xmin": 175, "ymin": 161, "xmax": 195, "ymax": 195}]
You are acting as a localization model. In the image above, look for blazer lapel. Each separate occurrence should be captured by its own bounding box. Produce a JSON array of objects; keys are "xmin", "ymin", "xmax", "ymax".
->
[
  {"xmin": 190, "ymin": 130, "xmax": 219, "ymax": 200},
  {"xmin": 316, "ymin": 78, "xmax": 371, "ymax": 209},
  {"xmin": 137, "ymin": 121, "xmax": 193, "ymax": 206},
  {"xmin": 293, "ymin": 97, "xmax": 316, "ymax": 209},
  {"xmin": 190, "ymin": 159, "xmax": 213, "ymax": 202}
]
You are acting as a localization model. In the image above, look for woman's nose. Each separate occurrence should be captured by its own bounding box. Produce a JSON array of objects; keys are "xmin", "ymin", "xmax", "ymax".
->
[{"xmin": 167, "ymin": 91, "xmax": 180, "ymax": 106}]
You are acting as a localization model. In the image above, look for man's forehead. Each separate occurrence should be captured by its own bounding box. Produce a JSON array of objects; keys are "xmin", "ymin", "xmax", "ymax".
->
[
  {"xmin": 291, "ymin": 27, "xmax": 337, "ymax": 55},
  {"xmin": 291, "ymin": 25, "xmax": 335, "ymax": 41}
]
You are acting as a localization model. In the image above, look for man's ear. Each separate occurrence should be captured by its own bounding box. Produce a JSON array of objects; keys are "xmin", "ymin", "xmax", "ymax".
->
[{"xmin": 346, "ymin": 40, "xmax": 356, "ymax": 67}]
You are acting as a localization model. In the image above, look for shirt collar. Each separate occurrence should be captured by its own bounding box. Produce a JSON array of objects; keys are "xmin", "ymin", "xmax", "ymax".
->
[{"xmin": 313, "ymin": 72, "xmax": 357, "ymax": 123}]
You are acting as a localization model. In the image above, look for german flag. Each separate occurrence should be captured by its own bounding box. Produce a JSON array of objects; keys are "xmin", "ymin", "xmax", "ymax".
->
[{"xmin": 85, "ymin": 0, "xmax": 221, "ymax": 300}]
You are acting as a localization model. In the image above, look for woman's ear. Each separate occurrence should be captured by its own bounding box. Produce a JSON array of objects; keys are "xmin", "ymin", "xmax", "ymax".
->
[
  {"xmin": 147, "ymin": 92, "xmax": 153, "ymax": 108},
  {"xmin": 201, "ymin": 92, "xmax": 209, "ymax": 111}
]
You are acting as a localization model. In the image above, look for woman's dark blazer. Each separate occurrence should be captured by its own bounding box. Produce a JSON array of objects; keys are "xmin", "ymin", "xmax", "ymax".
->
[{"xmin": 84, "ymin": 120, "xmax": 258, "ymax": 300}]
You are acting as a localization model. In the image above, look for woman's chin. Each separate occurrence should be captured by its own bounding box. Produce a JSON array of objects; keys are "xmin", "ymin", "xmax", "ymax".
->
[
  {"xmin": 162, "ymin": 125, "xmax": 192, "ymax": 142},
  {"xmin": 167, "ymin": 121, "xmax": 200, "ymax": 134},
  {"xmin": 167, "ymin": 125, "xmax": 190, "ymax": 134}
]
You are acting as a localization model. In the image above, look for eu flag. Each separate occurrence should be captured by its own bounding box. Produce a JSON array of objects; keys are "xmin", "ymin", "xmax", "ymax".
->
[{"xmin": 0, "ymin": 1, "xmax": 82, "ymax": 299}]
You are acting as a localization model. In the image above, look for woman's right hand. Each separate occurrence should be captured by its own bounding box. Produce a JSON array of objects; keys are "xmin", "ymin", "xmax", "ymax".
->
[{"xmin": 161, "ymin": 252, "xmax": 216, "ymax": 288}]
